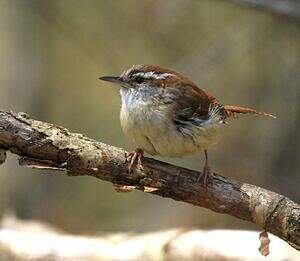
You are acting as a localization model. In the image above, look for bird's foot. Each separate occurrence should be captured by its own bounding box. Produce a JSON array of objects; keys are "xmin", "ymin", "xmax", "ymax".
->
[
  {"xmin": 197, "ymin": 164, "xmax": 211, "ymax": 189},
  {"xmin": 125, "ymin": 148, "xmax": 144, "ymax": 172}
]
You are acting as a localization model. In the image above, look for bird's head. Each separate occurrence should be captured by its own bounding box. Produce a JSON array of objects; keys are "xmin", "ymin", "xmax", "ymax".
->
[
  {"xmin": 100, "ymin": 64, "xmax": 196, "ymax": 90},
  {"xmin": 99, "ymin": 64, "xmax": 201, "ymax": 106}
]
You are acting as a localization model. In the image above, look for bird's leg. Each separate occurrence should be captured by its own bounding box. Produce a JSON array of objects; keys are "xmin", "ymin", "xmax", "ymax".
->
[
  {"xmin": 125, "ymin": 148, "xmax": 144, "ymax": 171},
  {"xmin": 197, "ymin": 150, "xmax": 211, "ymax": 188}
]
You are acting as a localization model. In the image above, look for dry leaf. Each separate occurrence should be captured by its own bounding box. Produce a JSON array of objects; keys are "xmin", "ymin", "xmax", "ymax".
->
[
  {"xmin": 113, "ymin": 184, "xmax": 135, "ymax": 193},
  {"xmin": 143, "ymin": 186, "xmax": 158, "ymax": 193},
  {"xmin": 259, "ymin": 231, "xmax": 270, "ymax": 256}
]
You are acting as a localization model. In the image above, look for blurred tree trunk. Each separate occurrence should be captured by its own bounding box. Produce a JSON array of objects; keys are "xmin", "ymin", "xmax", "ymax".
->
[
  {"xmin": 0, "ymin": 214, "xmax": 298, "ymax": 261},
  {"xmin": 0, "ymin": 0, "xmax": 50, "ymax": 220}
]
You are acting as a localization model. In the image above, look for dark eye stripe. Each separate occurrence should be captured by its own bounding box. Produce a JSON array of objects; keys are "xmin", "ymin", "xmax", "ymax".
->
[{"xmin": 135, "ymin": 76, "xmax": 144, "ymax": 84}]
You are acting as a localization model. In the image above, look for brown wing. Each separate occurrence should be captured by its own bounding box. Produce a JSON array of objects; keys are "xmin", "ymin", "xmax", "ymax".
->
[
  {"xmin": 129, "ymin": 64, "xmax": 221, "ymax": 123},
  {"xmin": 172, "ymin": 82, "xmax": 220, "ymax": 126}
]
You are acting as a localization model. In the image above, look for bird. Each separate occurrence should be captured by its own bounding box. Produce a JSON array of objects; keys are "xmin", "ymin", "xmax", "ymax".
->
[{"xmin": 99, "ymin": 64, "xmax": 275, "ymax": 188}]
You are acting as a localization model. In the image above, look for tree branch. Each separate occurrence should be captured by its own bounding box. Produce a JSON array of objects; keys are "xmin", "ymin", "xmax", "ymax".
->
[
  {"xmin": 0, "ymin": 111, "xmax": 299, "ymax": 250},
  {"xmin": 225, "ymin": 0, "xmax": 300, "ymax": 21}
]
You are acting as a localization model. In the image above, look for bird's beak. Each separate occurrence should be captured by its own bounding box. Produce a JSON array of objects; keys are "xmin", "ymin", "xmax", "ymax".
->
[{"xmin": 99, "ymin": 76, "xmax": 125, "ymax": 85}]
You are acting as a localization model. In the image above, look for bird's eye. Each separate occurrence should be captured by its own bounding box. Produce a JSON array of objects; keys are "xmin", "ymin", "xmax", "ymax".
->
[{"xmin": 135, "ymin": 76, "xmax": 144, "ymax": 84}]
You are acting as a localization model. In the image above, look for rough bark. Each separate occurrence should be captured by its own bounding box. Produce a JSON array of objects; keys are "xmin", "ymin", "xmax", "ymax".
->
[{"xmin": 0, "ymin": 111, "xmax": 299, "ymax": 251}]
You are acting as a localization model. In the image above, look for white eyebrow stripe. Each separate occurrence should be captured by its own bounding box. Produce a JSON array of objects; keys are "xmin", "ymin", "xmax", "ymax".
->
[
  {"xmin": 134, "ymin": 72, "xmax": 173, "ymax": 80},
  {"xmin": 153, "ymin": 73, "xmax": 173, "ymax": 79}
]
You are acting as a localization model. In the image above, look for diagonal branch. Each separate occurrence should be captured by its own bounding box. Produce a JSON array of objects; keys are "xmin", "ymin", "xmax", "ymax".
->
[
  {"xmin": 225, "ymin": 0, "xmax": 300, "ymax": 21},
  {"xmin": 0, "ymin": 110, "xmax": 299, "ymax": 250}
]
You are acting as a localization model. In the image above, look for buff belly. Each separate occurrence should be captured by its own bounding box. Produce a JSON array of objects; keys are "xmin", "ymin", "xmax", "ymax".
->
[{"xmin": 120, "ymin": 102, "xmax": 221, "ymax": 157}]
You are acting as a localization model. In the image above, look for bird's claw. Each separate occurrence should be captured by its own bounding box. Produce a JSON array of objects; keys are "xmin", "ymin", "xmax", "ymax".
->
[
  {"xmin": 197, "ymin": 164, "xmax": 211, "ymax": 189},
  {"xmin": 125, "ymin": 148, "xmax": 144, "ymax": 172}
]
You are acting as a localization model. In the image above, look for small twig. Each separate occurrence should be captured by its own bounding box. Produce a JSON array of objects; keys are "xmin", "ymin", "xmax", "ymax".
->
[{"xmin": 19, "ymin": 156, "xmax": 66, "ymax": 170}]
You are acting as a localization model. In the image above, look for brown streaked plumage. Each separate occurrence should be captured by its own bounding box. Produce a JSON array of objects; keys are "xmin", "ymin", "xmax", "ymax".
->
[{"xmin": 100, "ymin": 64, "xmax": 275, "ymax": 188}]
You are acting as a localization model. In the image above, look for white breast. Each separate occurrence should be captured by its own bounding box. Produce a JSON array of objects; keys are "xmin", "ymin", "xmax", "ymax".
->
[
  {"xmin": 120, "ymin": 89, "xmax": 221, "ymax": 157},
  {"xmin": 120, "ymin": 93, "xmax": 169, "ymax": 155}
]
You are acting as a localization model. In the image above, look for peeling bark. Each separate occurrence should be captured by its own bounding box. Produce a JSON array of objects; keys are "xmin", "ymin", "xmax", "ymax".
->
[
  {"xmin": 259, "ymin": 231, "xmax": 270, "ymax": 256},
  {"xmin": 0, "ymin": 111, "xmax": 299, "ymax": 250}
]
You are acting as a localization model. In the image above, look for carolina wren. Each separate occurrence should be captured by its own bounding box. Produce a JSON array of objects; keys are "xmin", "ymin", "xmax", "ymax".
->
[{"xmin": 100, "ymin": 64, "xmax": 275, "ymax": 187}]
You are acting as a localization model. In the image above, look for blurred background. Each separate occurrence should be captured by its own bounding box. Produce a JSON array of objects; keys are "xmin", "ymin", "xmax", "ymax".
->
[{"xmin": 0, "ymin": 0, "xmax": 299, "ymax": 234}]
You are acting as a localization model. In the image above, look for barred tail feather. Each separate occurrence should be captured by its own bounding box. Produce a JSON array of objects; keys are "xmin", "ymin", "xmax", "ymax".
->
[{"xmin": 223, "ymin": 105, "xmax": 276, "ymax": 119}]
